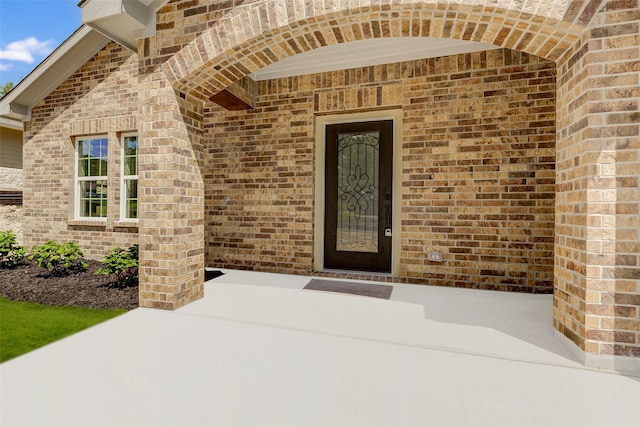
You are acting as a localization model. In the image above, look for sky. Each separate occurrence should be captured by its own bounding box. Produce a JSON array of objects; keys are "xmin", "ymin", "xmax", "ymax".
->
[{"xmin": 0, "ymin": 0, "xmax": 81, "ymax": 85}]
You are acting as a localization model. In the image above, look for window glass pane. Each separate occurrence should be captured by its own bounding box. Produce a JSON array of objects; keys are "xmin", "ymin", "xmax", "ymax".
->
[
  {"xmin": 124, "ymin": 156, "xmax": 137, "ymax": 176},
  {"xmin": 77, "ymin": 137, "xmax": 108, "ymax": 219},
  {"xmin": 79, "ymin": 181, "xmax": 91, "ymax": 217},
  {"xmin": 78, "ymin": 159, "xmax": 88, "ymax": 177},
  {"xmin": 97, "ymin": 138, "xmax": 108, "ymax": 158},
  {"xmin": 124, "ymin": 136, "xmax": 138, "ymax": 153},
  {"xmin": 78, "ymin": 140, "xmax": 90, "ymax": 158},
  {"xmin": 86, "ymin": 138, "xmax": 108, "ymax": 159},
  {"xmin": 127, "ymin": 203, "xmax": 137, "ymax": 219},
  {"xmin": 95, "ymin": 180, "xmax": 107, "ymax": 198},
  {"xmin": 94, "ymin": 200, "xmax": 107, "ymax": 218},
  {"xmin": 78, "ymin": 137, "xmax": 108, "ymax": 177},
  {"xmin": 88, "ymin": 158, "xmax": 101, "ymax": 176},
  {"xmin": 126, "ymin": 179, "xmax": 138, "ymax": 199},
  {"xmin": 122, "ymin": 136, "xmax": 138, "ymax": 220},
  {"xmin": 123, "ymin": 136, "xmax": 138, "ymax": 176},
  {"xmin": 79, "ymin": 180, "xmax": 107, "ymax": 218},
  {"xmin": 125, "ymin": 179, "xmax": 138, "ymax": 219},
  {"xmin": 127, "ymin": 199, "xmax": 138, "ymax": 219}
]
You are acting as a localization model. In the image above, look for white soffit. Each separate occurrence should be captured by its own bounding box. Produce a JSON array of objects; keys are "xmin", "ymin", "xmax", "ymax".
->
[
  {"xmin": 81, "ymin": 0, "xmax": 170, "ymax": 51},
  {"xmin": 250, "ymin": 37, "xmax": 499, "ymax": 81}
]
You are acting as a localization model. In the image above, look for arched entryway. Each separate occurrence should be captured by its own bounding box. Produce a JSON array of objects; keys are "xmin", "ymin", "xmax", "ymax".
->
[
  {"xmin": 163, "ymin": 1, "xmax": 583, "ymax": 99},
  {"xmin": 137, "ymin": 0, "xmax": 640, "ymax": 373}
]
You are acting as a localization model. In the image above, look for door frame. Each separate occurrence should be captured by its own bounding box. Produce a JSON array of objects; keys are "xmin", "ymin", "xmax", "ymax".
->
[{"xmin": 314, "ymin": 109, "xmax": 402, "ymax": 276}]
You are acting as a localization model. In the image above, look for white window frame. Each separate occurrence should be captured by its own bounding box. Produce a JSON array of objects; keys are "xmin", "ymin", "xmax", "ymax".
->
[
  {"xmin": 120, "ymin": 133, "xmax": 139, "ymax": 221},
  {"xmin": 74, "ymin": 135, "xmax": 109, "ymax": 220}
]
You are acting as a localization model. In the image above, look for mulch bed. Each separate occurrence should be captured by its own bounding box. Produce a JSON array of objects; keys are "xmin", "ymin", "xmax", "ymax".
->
[{"xmin": 0, "ymin": 260, "xmax": 138, "ymax": 311}]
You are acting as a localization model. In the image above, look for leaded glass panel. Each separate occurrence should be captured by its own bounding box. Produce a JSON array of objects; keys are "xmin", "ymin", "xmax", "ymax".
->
[{"xmin": 336, "ymin": 131, "xmax": 380, "ymax": 253}]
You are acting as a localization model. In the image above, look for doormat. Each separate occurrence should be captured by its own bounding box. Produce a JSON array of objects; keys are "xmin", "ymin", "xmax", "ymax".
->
[
  {"xmin": 205, "ymin": 270, "xmax": 224, "ymax": 281},
  {"xmin": 303, "ymin": 279, "xmax": 393, "ymax": 300}
]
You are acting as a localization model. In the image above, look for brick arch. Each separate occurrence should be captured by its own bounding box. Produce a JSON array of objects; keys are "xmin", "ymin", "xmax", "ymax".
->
[{"xmin": 163, "ymin": 0, "xmax": 586, "ymax": 100}]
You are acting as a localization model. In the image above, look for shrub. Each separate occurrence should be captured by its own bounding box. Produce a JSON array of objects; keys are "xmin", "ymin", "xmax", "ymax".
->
[
  {"xmin": 96, "ymin": 244, "xmax": 138, "ymax": 288},
  {"xmin": 0, "ymin": 230, "xmax": 26, "ymax": 268},
  {"xmin": 29, "ymin": 241, "xmax": 88, "ymax": 277}
]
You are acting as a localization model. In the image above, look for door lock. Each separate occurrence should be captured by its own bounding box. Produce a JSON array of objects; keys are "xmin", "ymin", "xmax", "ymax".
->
[{"xmin": 384, "ymin": 200, "xmax": 392, "ymax": 238}]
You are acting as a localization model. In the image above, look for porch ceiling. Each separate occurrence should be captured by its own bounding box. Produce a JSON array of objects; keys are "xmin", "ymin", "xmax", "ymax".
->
[{"xmin": 250, "ymin": 37, "xmax": 499, "ymax": 81}]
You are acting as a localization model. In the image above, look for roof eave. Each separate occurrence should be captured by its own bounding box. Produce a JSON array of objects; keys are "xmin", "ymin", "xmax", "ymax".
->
[
  {"xmin": 0, "ymin": 26, "xmax": 110, "ymax": 122},
  {"xmin": 0, "ymin": 0, "xmax": 172, "ymax": 123},
  {"xmin": 0, "ymin": 116, "xmax": 23, "ymax": 131},
  {"xmin": 81, "ymin": 0, "xmax": 170, "ymax": 52}
]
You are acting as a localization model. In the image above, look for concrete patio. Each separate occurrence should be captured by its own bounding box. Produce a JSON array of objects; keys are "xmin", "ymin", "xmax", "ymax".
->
[{"xmin": 2, "ymin": 270, "xmax": 639, "ymax": 426}]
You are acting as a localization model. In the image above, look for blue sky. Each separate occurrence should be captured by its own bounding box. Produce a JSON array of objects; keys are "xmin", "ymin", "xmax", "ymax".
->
[{"xmin": 0, "ymin": 0, "xmax": 81, "ymax": 85}]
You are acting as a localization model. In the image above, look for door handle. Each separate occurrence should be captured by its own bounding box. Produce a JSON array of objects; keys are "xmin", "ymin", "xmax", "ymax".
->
[{"xmin": 384, "ymin": 194, "xmax": 392, "ymax": 237}]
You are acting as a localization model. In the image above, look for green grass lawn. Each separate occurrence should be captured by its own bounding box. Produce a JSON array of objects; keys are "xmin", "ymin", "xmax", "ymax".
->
[{"xmin": 0, "ymin": 296, "xmax": 125, "ymax": 363}]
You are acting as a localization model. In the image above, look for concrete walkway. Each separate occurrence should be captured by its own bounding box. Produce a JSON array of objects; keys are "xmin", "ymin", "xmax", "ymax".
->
[{"xmin": 2, "ymin": 270, "xmax": 639, "ymax": 426}]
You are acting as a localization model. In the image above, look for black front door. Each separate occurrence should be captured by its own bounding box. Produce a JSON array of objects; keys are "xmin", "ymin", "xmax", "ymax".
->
[{"xmin": 324, "ymin": 120, "xmax": 393, "ymax": 273}]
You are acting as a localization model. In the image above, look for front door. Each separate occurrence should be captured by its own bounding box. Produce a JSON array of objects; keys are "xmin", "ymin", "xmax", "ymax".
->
[{"xmin": 324, "ymin": 120, "xmax": 393, "ymax": 273}]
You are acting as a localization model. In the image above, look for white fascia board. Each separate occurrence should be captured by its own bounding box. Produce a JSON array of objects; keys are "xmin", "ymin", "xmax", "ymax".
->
[
  {"xmin": 0, "ymin": 117, "xmax": 23, "ymax": 131},
  {"xmin": 81, "ymin": 0, "xmax": 124, "ymax": 20},
  {"xmin": 0, "ymin": 102, "xmax": 30, "ymax": 121},
  {"xmin": 0, "ymin": 26, "xmax": 110, "ymax": 122}
]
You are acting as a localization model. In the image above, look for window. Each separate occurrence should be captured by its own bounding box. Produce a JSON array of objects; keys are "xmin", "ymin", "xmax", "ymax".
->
[
  {"xmin": 76, "ymin": 136, "xmax": 108, "ymax": 219},
  {"xmin": 121, "ymin": 135, "xmax": 138, "ymax": 220}
]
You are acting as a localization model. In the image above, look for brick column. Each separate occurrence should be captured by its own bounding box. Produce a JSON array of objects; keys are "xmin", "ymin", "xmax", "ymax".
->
[
  {"xmin": 137, "ymin": 69, "xmax": 205, "ymax": 309},
  {"xmin": 555, "ymin": 1, "xmax": 639, "ymax": 374}
]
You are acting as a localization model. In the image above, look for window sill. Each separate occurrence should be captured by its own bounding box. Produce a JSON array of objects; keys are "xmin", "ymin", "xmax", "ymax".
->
[
  {"xmin": 114, "ymin": 221, "xmax": 139, "ymax": 229},
  {"xmin": 68, "ymin": 219, "xmax": 107, "ymax": 227}
]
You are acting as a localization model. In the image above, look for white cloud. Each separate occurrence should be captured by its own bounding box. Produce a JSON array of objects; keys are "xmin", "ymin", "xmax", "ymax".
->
[
  {"xmin": 0, "ymin": 37, "xmax": 54, "ymax": 63},
  {"xmin": 0, "ymin": 63, "xmax": 13, "ymax": 71}
]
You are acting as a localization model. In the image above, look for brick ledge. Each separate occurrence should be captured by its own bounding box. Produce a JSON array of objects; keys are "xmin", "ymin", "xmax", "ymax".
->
[
  {"xmin": 68, "ymin": 219, "xmax": 107, "ymax": 227},
  {"xmin": 113, "ymin": 221, "xmax": 139, "ymax": 229}
]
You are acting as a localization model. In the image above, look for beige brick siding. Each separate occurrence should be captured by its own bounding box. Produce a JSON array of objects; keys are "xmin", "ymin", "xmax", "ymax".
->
[
  {"xmin": 18, "ymin": 0, "xmax": 638, "ymax": 364},
  {"xmin": 23, "ymin": 42, "xmax": 139, "ymax": 258},
  {"xmin": 137, "ymin": 69, "xmax": 205, "ymax": 309},
  {"xmin": 154, "ymin": 0, "xmax": 584, "ymax": 101},
  {"xmin": 585, "ymin": 0, "xmax": 640, "ymax": 361},
  {"xmin": 158, "ymin": 0, "xmax": 636, "ymax": 361},
  {"xmin": 555, "ymin": 0, "xmax": 640, "ymax": 358},
  {"xmin": 205, "ymin": 48, "xmax": 557, "ymax": 292},
  {"xmin": 205, "ymin": 77, "xmax": 316, "ymax": 274}
]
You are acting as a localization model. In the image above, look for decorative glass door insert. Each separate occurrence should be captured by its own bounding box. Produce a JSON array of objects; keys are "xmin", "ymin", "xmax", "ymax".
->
[
  {"xmin": 336, "ymin": 131, "xmax": 380, "ymax": 253},
  {"xmin": 324, "ymin": 120, "xmax": 393, "ymax": 273}
]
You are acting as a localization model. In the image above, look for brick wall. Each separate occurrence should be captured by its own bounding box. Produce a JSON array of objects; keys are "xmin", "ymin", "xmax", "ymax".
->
[
  {"xmin": 555, "ymin": 0, "xmax": 640, "ymax": 362},
  {"xmin": 12, "ymin": 0, "xmax": 637, "ymax": 369},
  {"xmin": 23, "ymin": 42, "xmax": 139, "ymax": 258},
  {"xmin": 401, "ymin": 50, "xmax": 556, "ymax": 292},
  {"xmin": 205, "ymin": 79, "xmax": 315, "ymax": 274},
  {"xmin": 137, "ymin": 68, "xmax": 206, "ymax": 309},
  {"xmin": 140, "ymin": 0, "xmax": 245, "ymax": 77},
  {"xmin": 155, "ymin": 0, "xmax": 582, "ymax": 102},
  {"xmin": 205, "ymin": 48, "xmax": 557, "ymax": 292}
]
